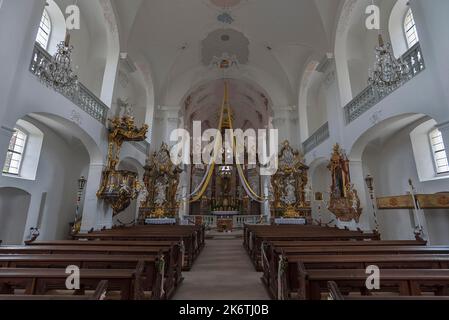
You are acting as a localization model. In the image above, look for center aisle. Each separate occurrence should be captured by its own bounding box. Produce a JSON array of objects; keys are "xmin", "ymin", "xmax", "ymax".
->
[{"xmin": 173, "ymin": 238, "xmax": 270, "ymax": 300}]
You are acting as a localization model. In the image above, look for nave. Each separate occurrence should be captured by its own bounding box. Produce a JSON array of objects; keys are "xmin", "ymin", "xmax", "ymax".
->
[
  {"xmin": 1, "ymin": 223, "xmax": 449, "ymax": 300},
  {"xmin": 173, "ymin": 238, "xmax": 269, "ymax": 300}
]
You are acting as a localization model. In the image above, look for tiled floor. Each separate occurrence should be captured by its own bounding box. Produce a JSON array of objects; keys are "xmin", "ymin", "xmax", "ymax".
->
[{"xmin": 173, "ymin": 239, "xmax": 270, "ymax": 300}]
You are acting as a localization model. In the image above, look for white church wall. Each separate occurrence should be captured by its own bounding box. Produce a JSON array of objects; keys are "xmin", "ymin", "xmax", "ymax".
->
[
  {"xmin": 0, "ymin": 188, "xmax": 31, "ymax": 245},
  {"xmin": 362, "ymin": 122, "xmax": 449, "ymax": 244},
  {"xmin": 0, "ymin": 118, "xmax": 90, "ymax": 242}
]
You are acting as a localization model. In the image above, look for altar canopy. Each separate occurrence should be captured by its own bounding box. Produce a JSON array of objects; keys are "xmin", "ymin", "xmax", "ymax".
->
[{"xmin": 186, "ymin": 82, "xmax": 268, "ymax": 216}]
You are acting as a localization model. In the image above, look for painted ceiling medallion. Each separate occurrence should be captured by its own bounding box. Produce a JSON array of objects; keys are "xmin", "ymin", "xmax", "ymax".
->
[{"xmin": 210, "ymin": 0, "xmax": 241, "ymax": 8}]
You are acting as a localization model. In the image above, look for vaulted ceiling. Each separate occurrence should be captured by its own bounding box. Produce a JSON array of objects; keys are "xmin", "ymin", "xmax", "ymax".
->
[{"xmin": 112, "ymin": 0, "xmax": 344, "ymax": 123}]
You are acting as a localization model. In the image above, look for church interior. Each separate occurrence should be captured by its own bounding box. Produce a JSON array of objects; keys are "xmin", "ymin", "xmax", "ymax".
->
[{"xmin": 1, "ymin": 0, "xmax": 449, "ymax": 302}]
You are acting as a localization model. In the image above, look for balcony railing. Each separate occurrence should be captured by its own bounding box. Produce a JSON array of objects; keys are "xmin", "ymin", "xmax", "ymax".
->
[
  {"xmin": 29, "ymin": 43, "xmax": 109, "ymax": 125},
  {"xmin": 302, "ymin": 122, "xmax": 330, "ymax": 154},
  {"xmin": 344, "ymin": 43, "xmax": 425, "ymax": 124}
]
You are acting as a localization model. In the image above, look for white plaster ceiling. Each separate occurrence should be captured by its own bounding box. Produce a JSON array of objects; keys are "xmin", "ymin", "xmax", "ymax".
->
[
  {"xmin": 201, "ymin": 29, "xmax": 249, "ymax": 65},
  {"xmin": 111, "ymin": 0, "xmax": 344, "ymax": 118}
]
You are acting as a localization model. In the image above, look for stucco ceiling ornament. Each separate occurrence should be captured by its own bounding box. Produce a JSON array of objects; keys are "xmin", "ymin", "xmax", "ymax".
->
[{"xmin": 210, "ymin": 52, "xmax": 240, "ymax": 75}]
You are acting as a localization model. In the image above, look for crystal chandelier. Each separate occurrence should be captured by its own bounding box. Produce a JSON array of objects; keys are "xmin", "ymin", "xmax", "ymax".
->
[
  {"xmin": 37, "ymin": 33, "xmax": 79, "ymax": 97},
  {"xmin": 368, "ymin": 35, "xmax": 410, "ymax": 94}
]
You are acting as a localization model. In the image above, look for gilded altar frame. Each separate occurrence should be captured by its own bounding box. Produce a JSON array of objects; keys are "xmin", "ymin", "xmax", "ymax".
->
[
  {"xmin": 139, "ymin": 143, "xmax": 183, "ymax": 222},
  {"xmin": 271, "ymin": 141, "xmax": 311, "ymax": 220}
]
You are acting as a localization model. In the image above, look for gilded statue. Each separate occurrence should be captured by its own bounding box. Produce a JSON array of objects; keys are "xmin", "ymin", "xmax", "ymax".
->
[{"xmin": 327, "ymin": 144, "xmax": 363, "ymax": 222}]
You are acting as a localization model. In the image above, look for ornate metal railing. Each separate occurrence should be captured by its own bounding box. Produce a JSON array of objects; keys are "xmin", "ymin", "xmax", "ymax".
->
[
  {"xmin": 344, "ymin": 43, "xmax": 425, "ymax": 124},
  {"xmin": 29, "ymin": 43, "xmax": 109, "ymax": 124},
  {"xmin": 302, "ymin": 122, "xmax": 330, "ymax": 154}
]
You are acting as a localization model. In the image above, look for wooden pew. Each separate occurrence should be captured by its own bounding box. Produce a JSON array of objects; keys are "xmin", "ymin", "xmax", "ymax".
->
[
  {"xmin": 72, "ymin": 228, "xmax": 202, "ymax": 270},
  {"xmin": 26, "ymin": 240, "xmax": 185, "ymax": 279},
  {"xmin": 245, "ymin": 225, "xmax": 382, "ymax": 270},
  {"xmin": 265, "ymin": 253, "xmax": 449, "ymax": 300},
  {"xmin": 84, "ymin": 225, "xmax": 206, "ymax": 252},
  {"xmin": 0, "ymin": 266, "xmax": 144, "ymax": 300},
  {"xmin": 297, "ymin": 269, "xmax": 449, "ymax": 300},
  {"xmin": 0, "ymin": 280, "xmax": 108, "ymax": 300},
  {"xmin": 0, "ymin": 254, "xmax": 168, "ymax": 299},
  {"xmin": 327, "ymin": 281, "xmax": 449, "ymax": 301},
  {"xmin": 0, "ymin": 245, "xmax": 181, "ymax": 298},
  {"xmin": 268, "ymin": 240, "xmax": 427, "ymax": 248}
]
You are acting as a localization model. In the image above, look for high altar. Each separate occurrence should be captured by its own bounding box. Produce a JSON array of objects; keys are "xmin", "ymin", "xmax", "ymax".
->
[{"xmin": 188, "ymin": 83, "xmax": 262, "ymax": 219}]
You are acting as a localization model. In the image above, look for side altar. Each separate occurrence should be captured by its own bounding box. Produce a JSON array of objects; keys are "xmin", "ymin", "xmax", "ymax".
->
[
  {"xmin": 138, "ymin": 143, "xmax": 183, "ymax": 224},
  {"xmin": 270, "ymin": 141, "xmax": 312, "ymax": 223}
]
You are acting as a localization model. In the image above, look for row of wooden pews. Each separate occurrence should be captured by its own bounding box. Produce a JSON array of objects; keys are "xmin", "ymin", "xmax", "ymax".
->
[
  {"xmin": 0, "ymin": 225, "xmax": 204, "ymax": 300},
  {"xmin": 244, "ymin": 224, "xmax": 380, "ymax": 271},
  {"xmin": 250, "ymin": 224, "xmax": 449, "ymax": 300}
]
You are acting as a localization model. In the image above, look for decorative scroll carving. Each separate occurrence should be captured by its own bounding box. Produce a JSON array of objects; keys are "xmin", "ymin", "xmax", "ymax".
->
[
  {"xmin": 271, "ymin": 141, "xmax": 311, "ymax": 220},
  {"xmin": 327, "ymin": 144, "xmax": 362, "ymax": 222},
  {"xmin": 139, "ymin": 143, "xmax": 183, "ymax": 222},
  {"xmin": 97, "ymin": 112, "xmax": 148, "ymax": 216}
]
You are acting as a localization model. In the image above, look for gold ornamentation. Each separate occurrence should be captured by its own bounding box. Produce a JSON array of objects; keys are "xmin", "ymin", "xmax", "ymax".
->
[
  {"xmin": 377, "ymin": 193, "xmax": 449, "ymax": 209},
  {"xmin": 271, "ymin": 141, "xmax": 311, "ymax": 220},
  {"xmin": 139, "ymin": 143, "xmax": 183, "ymax": 222},
  {"xmin": 97, "ymin": 113, "xmax": 148, "ymax": 216},
  {"xmin": 327, "ymin": 144, "xmax": 362, "ymax": 222}
]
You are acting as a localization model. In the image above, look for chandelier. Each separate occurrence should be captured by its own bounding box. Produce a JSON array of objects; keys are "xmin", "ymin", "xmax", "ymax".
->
[
  {"xmin": 37, "ymin": 33, "xmax": 79, "ymax": 97},
  {"xmin": 368, "ymin": 35, "xmax": 410, "ymax": 94}
]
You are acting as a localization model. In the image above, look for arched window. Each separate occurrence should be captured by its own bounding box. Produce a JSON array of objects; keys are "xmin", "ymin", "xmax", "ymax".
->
[
  {"xmin": 429, "ymin": 129, "xmax": 449, "ymax": 174},
  {"xmin": 3, "ymin": 128, "xmax": 28, "ymax": 176},
  {"xmin": 404, "ymin": 8, "xmax": 419, "ymax": 48},
  {"xmin": 36, "ymin": 9, "xmax": 52, "ymax": 50}
]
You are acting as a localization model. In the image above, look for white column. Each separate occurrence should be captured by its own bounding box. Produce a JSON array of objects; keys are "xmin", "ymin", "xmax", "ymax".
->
[
  {"xmin": 80, "ymin": 163, "xmax": 112, "ymax": 232},
  {"xmin": 409, "ymin": 0, "xmax": 449, "ymax": 109},
  {"xmin": 261, "ymin": 175, "xmax": 271, "ymax": 221},
  {"xmin": 22, "ymin": 191, "xmax": 46, "ymax": 242},
  {"xmin": 178, "ymin": 167, "xmax": 190, "ymax": 220},
  {"xmin": 0, "ymin": 0, "xmax": 46, "ymax": 121}
]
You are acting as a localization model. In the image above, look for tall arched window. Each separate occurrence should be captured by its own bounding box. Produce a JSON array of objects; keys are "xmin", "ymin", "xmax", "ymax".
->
[
  {"xmin": 3, "ymin": 128, "xmax": 28, "ymax": 176},
  {"xmin": 429, "ymin": 129, "xmax": 449, "ymax": 175},
  {"xmin": 404, "ymin": 8, "xmax": 419, "ymax": 48},
  {"xmin": 36, "ymin": 9, "xmax": 52, "ymax": 50}
]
